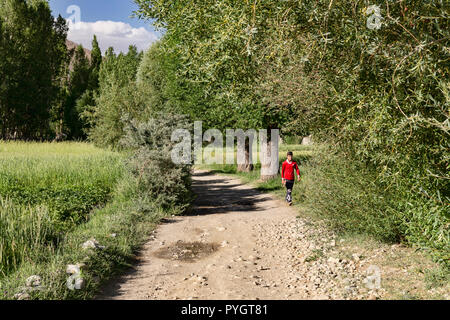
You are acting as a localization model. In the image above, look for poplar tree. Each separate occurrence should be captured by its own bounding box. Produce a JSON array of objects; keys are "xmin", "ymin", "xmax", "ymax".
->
[
  {"xmin": 0, "ymin": 0, "xmax": 68, "ymax": 139},
  {"xmin": 89, "ymin": 35, "xmax": 102, "ymax": 91},
  {"xmin": 84, "ymin": 46, "xmax": 145, "ymax": 148},
  {"xmin": 64, "ymin": 45, "xmax": 90, "ymax": 139}
]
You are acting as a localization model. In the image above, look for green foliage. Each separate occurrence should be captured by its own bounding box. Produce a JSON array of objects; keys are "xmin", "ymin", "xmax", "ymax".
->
[
  {"xmin": 64, "ymin": 45, "xmax": 91, "ymax": 140},
  {"xmin": 298, "ymin": 146, "xmax": 404, "ymax": 243},
  {"xmin": 0, "ymin": 167, "xmax": 186, "ymax": 300},
  {"xmin": 135, "ymin": 0, "xmax": 449, "ymax": 267},
  {"xmin": 0, "ymin": 1, "xmax": 103, "ymax": 140},
  {"xmin": 67, "ymin": 35, "xmax": 103, "ymax": 141},
  {"xmin": 89, "ymin": 35, "xmax": 102, "ymax": 91},
  {"xmin": 400, "ymin": 198, "xmax": 449, "ymax": 268},
  {"xmin": 424, "ymin": 267, "xmax": 450, "ymax": 290},
  {"xmin": 295, "ymin": 0, "xmax": 449, "ymax": 194},
  {"xmin": 0, "ymin": 135, "xmax": 192, "ymax": 299},
  {"xmin": 290, "ymin": 0, "xmax": 449, "ymax": 266},
  {"xmin": 83, "ymin": 46, "xmax": 147, "ymax": 148},
  {"xmin": 70, "ymin": 46, "xmax": 91, "ymax": 102},
  {"xmin": 133, "ymin": 0, "xmax": 308, "ymax": 132},
  {"xmin": 297, "ymin": 146, "xmax": 449, "ymax": 268}
]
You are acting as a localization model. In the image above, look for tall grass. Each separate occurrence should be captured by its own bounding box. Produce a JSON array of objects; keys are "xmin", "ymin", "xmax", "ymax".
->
[
  {"xmin": 297, "ymin": 147, "xmax": 404, "ymax": 243},
  {"xmin": 297, "ymin": 145, "xmax": 449, "ymax": 268},
  {"xmin": 0, "ymin": 198, "xmax": 56, "ymax": 277}
]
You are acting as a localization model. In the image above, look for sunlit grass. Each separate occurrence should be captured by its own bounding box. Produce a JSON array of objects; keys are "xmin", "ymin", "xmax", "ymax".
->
[{"xmin": 0, "ymin": 141, "xmax": 109, "ymax": 155}]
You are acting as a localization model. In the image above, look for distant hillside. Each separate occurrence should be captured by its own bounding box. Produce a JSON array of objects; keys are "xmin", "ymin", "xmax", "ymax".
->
[
  {"xmin": 66, "ymin": 40, "xmax": 91, "ymax": 70},
  {"xmin": 66, "ymin": 40, "xmax": 92, "ymax": 69}
]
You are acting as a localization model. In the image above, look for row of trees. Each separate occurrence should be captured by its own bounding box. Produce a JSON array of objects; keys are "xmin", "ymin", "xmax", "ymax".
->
[
  {"xmin": 0, "ymin": 0, "xmax": 102, "ymax": 140},
  {"xmin": 82, "ymin": 46, "xmax": 145, "ymax": 147}
]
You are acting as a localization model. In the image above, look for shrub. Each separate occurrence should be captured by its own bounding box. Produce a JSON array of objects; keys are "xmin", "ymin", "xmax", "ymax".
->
[
  {"xmin": 120, "ymin": 113, "xmax": 193, "ymax": 209},
  {"xmin": 298, "ymin": 147, "xmax": 404, "ymax": 243}
]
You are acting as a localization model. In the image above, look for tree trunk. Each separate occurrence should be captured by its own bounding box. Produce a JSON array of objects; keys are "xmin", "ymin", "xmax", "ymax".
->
[
  {"xmin": 260, "ymin": 129, "xmax": 279, "ymax": 181},
  {"xmin": 237, "ymin": 138, "xmax": 254, "ymax": 172}
]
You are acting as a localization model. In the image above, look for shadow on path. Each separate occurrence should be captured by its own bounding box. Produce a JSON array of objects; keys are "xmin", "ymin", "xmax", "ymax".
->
[{"xmin": 187, "ymin": 171, "xmax": 272, "ymax": 216}]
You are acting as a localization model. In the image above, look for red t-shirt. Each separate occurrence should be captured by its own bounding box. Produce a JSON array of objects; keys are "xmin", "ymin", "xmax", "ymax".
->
[{"xmin": 281, "ymin": 160, "xmax": 300, "ymax": 181}]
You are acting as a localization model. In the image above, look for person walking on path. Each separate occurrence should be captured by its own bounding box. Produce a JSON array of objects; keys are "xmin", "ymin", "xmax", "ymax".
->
[{"xmin": 281, "ymin": 151, "xmax": 301, "ymax": 205}]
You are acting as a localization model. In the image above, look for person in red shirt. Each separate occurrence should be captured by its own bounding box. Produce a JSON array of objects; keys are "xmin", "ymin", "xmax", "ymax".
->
[{"xmin": 281, "ymin": 151, "xmax": 301, "ymax": 205}]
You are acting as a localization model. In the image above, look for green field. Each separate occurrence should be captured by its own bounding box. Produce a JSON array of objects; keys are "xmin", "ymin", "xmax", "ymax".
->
[{"xmin": 0, "ymin": 142, "xmax": 125, "ymax": 277}]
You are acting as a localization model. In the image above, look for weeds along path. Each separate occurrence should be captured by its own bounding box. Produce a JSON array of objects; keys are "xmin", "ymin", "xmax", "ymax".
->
[{"xmin": 96, "ymin": 170, "xmax": 382, "ymax": 300}]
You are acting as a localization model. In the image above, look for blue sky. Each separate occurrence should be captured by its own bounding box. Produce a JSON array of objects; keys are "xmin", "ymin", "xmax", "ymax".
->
[{"xmin": 49, "ymin": 0, "xmax": 161, "ymax": 53}]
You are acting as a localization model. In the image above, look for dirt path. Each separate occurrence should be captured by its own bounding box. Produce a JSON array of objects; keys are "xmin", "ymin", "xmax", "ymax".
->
[{"xmin": 95, "ymin": 170, "xmax": 391, "ymax": 300}]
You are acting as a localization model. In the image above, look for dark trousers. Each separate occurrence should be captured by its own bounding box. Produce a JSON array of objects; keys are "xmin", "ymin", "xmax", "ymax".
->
[{"xmin": 285, "ymin": 180, "xmax": 294, "ymax": 203}]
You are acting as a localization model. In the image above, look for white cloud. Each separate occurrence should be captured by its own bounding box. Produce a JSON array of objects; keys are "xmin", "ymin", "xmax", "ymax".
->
[{"xmin": 67, "ymin": 20, "xmax": 159, "ymax": 54}]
